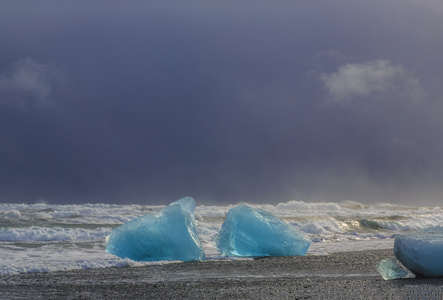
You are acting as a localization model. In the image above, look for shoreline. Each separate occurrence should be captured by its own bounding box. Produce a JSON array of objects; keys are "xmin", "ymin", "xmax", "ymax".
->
[{"xmin": 1, "ymin": 249, "xmax": 443, "ymax": 299}]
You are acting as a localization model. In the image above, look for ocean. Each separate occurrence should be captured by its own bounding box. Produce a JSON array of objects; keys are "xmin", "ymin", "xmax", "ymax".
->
[{"xmin": 1, "ymin": 200, "xmax": 442, "ymax": 275}]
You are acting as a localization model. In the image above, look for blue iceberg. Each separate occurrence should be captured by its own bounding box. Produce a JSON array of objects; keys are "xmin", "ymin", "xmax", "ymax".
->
[
  {"xmin": 394, "ymin": 226, "xmax": 443, "ymax": 277},
  {"xmin": 216, "ymin": 204, "xmax": 311, "ymax": 257},
  {"xmin": 376, "ymin": 258, "xmax": 409, "ymax": 280},
  {"xmin": 105, "ymin": 197, "xmax": 205, "ymax": 262}
]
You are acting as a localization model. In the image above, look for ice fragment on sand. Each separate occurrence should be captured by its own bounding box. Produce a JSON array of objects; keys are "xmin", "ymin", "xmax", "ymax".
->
[
  {"xmin": 376, "ymin": 258, "xmax": 409, "ymax": 280},
  {"xmin": 105, "ymin": 197, "xmax": 205, "ymax": 262},
  {"xmin": 216, "ymin": 203, "xmax": 311, "ymax": 257},
  {"xmin": 394, "ymin": 226, "xmax": 443, "ymax": 277}
]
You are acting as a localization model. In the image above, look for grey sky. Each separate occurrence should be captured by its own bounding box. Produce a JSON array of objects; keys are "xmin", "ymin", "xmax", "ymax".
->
[{"xmin": 1, "ymin": 0, "xmax": 443, "ymax": 205}]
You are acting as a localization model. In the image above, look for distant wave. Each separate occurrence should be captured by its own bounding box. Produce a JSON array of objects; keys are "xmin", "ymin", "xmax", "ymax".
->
[{"xmin": 275, "ymin": 200, "xmax": 343, "ymax": 211}]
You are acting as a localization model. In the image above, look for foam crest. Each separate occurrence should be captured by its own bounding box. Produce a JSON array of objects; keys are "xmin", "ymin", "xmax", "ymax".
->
[
  {"xmin": 0, "ymin": 256, "xmax": 155, "ymax": 275},
  {"xmin": 295, "ymin": 219, "xmax": 343, "ymax": 234},
  {"xmin": 275, "ymin": 200, "xmax": 343, "ymax": 212},
  {"xmin": 0, "ymin": 210, "xmax": 21, "ymax": 219},
  {"xmin": 0, "ymin": 227, "xmax": 110, "ymax": 242}
]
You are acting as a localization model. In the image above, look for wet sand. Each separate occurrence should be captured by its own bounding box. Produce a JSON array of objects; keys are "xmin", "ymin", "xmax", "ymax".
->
[{"xmin": 1, "ymin": 249, "xmax": 443, "ymax": 299}]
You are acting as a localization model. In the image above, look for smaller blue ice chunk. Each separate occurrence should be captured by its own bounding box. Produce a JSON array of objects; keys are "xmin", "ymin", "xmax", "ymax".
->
[
  {"xmin": 376, "ymin": 258, "xmax": 409, "ymax": 280},
  {"xmin": 216, "ymin": 204, "xmax": 311, "ymax": 257},
  {"xmin": 394, "ymin": 226, "xmax": 443, "ymax": 277},
  {"xmin": 105, "ymin": 197, "xmax": 205, "ymax": 262}
]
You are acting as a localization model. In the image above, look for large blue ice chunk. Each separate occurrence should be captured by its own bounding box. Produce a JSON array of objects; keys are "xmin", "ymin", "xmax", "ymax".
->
[
  {"xmin": 216, "ymin": 204, "xmax": 311, "ymax": 257},
  {"xmin": 394, "ymin": 226, "xmax": 443, "ymax": 277},
  {"xmin": 376, "ymin": 258, "xmax": 409, "ymax": 280},
  {"xmin": 105, "ymin": 197, "xmax": 205, "ymax": 262}
]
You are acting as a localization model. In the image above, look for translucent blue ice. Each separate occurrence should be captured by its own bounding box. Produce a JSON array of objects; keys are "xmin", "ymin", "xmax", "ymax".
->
[
  {"xmin": 376, "ymin": 258, "xmax": 409, "ymax": 280},
  {"xmin": 105, "ymin": 197, "xmax": 205, "ymax": 262},
  {"xmin": 394, "ymin": 226, "xmax": 443, "ymax": 277},
  {"xmin": 216, "ymin": 204, "xmax": 311, "ymax": 257}
]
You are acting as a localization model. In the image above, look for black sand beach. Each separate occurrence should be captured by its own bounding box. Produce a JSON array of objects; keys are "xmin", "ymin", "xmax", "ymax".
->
[{"xmin": 1, "ymin": 249, "xmax": 443, "ymax": 299}]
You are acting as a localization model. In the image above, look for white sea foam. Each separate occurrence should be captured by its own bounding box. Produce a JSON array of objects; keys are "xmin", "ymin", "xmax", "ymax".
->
[
  {"xmin": 296, "ymin": 219, "xmax": 343, "ymax": 234},
  {"xmin": 0, "ymin": 227, "xmax": 110, "ymax": 242},
  {"xmin": 0, "ymin": 210, "xmax": 21, "ymax": 219},
  {"xmin": 275, "ymin": 200, "xmax": 343, "ymax": 212}
]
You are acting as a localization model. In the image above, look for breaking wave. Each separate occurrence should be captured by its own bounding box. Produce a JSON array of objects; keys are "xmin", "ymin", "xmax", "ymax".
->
[{"xmin": 0, "ymin": 227, "xmax": 110, "ymax": 242}]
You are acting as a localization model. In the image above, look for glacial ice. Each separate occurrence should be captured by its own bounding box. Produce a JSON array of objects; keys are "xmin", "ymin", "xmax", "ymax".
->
[
  {"xmin": 376, "ymin": 258, "xmax": 409, "ymax": 280},
  {"xmin": 216, "ymin": 203, "xmax": 311, "ymax": 257},
  {"xmin": 105, "ymin": 197, "xmax": 205, "ymax": 262},
  {"xmin": 394, "ymin": 226, "xmax": 443, "ymax": 277}
]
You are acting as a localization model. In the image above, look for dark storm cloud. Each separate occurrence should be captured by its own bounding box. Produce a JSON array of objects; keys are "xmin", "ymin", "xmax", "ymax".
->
[{"xmin": 1, "ymin": 0, "xmax": 443, "ymax": 205}]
